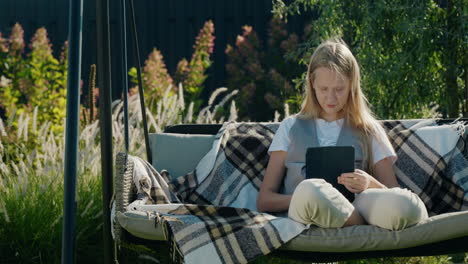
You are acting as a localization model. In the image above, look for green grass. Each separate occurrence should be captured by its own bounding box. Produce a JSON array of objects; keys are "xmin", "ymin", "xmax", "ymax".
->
[{"xmin": 0, "ymin": 165, "xmax": 103, "ymax": 263}]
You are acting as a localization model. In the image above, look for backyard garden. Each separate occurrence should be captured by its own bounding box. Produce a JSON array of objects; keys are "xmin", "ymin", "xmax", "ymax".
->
[{"xmin": 0, "ymin": 0, "xmax": 467, "ymax": 263}]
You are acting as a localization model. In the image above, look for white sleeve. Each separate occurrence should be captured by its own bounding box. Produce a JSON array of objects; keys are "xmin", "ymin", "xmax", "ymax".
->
[
  {"xmin": 372, "ymin": 132, "xmax": 397, "ymax": 165},
  {"xmin": 268, "ymin": 117, "xmax": 295, "ymax": 154}
]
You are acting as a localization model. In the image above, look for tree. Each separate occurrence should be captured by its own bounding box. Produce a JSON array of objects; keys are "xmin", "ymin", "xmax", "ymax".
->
[{"xmin": 273, "ymin": 0, "xmax": 466, "ymax": 118}]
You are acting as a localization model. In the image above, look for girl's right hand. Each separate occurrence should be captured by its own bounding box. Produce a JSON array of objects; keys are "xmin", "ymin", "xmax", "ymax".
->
[{"xmin": 338, "ymin": 169, "xmax": 372, "ymax": 193}]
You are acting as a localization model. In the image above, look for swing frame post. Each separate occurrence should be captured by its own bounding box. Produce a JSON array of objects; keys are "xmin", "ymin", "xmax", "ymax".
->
[
  {"xmin": 96, "ymin": 0, "xmax": 114, "ymax": 262},
  {"xmin": 61, "ymin": 0, "xmax": 83, "ymax": 263}
]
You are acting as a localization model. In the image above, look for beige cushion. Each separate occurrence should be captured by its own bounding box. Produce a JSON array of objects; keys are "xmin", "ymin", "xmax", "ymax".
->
[
  {"xmin": 117, "ymin": 208, "xmax": 468, "ymax": 252},
  {"xmin": 149, "ymin": 133, "xmax": 216, "ymax": 177}
]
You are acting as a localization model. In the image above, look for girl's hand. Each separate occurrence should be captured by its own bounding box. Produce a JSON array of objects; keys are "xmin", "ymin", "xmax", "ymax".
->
[{"xmin": 337, "ymin": 169, "xmax": 372, "ymax": 193}]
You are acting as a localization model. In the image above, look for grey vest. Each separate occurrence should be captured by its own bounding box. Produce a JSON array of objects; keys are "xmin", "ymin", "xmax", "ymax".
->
[{"xmin": 282, "ymin": 117, "xmax": 366, "ymax": 195}]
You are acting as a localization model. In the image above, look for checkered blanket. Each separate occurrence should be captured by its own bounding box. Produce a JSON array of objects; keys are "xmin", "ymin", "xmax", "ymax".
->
[
  {"xmin": 382, "ymin": 119, "xmax": 468, "ymax": 215},
  {"xmin": 128, "ymin": 122, "xmax": 306, "ymax": 264}
]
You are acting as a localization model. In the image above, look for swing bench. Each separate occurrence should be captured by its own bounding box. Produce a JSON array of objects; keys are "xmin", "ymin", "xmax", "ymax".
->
[
  {"xmin": 105, "ymin": 2, "xmax": 468, "ymax": 262},
  {"xmin": 112, "ymin": 119, "xmax": 468, "ymax": 263}
]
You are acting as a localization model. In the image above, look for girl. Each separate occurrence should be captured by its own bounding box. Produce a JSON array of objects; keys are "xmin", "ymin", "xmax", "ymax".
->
[{"xmin": 256, "ymin": 39, "xmax": 428, "ymax": 230}]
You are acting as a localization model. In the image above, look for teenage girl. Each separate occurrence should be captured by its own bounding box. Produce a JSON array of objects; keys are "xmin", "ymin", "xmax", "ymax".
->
[{"xmin": 256, "ymin": 39, "xmax": 428, "ymax": 230}]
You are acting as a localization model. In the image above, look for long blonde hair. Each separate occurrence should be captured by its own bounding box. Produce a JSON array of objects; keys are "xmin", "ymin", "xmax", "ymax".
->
[{"xmin": 298, "ymin": 39, "xmax": 390, "ymax": 174}]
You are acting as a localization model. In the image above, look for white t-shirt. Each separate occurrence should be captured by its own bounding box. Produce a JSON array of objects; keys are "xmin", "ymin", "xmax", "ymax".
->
[{"xmin": 269, "ymin": 116, "xmax": 397, "ymax": 165}]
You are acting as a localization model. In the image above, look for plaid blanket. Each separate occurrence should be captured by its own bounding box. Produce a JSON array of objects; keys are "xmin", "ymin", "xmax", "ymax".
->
[
  {"xmin": 128, "ymin": 122, "xmax": 307, "ymax": 264},
  {"xmin": 382, "ymin": 119, "xmax": 468, "ymax": 215}
]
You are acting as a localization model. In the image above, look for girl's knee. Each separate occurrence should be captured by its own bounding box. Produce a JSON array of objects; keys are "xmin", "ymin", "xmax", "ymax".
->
[
  {"xmin": 289, "ymin": 179, "xmax": 354, "ymax": 227},
  {"xmin": 355, "ymin": 188, "xmax": 428, "ymax": 230},
  {"xmin": 388, "ymin": 189, "xmax": 428, "ymax": 229},
  {"xmin": 290, "ymin": 179, "xmax": 329, "ymax": 210},
  {"xmin": 293, "ymin": 179, "xmax": 329, "ymax": 199}
]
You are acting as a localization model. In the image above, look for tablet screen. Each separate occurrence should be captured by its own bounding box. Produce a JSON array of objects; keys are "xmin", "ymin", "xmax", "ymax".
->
[{"xmin": 305, "ymin": 146, "xmax": 355, "ymax": 202}]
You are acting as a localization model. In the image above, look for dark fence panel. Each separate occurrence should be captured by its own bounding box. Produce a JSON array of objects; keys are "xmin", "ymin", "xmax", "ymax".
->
[{"xmin": 0, "ymin": 0, "xmax": 309, "ymax": 101}]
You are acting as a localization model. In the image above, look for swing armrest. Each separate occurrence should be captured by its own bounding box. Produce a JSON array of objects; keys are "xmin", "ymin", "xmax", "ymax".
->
[{"xmin": 114, "ymin": 152, "xmax": 137, "ymax": 243}]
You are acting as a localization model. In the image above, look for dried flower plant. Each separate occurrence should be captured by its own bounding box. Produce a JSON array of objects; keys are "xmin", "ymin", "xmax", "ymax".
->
[
  {"xmin": 130, "ymin": 20, "xmax": 215, "ymax": 115},
  {"xmin": 225, "ymin": 18, "xmax": 305, "ymax": 121}
]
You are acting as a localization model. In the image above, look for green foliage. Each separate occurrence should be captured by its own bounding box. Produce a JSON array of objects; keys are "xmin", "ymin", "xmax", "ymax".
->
[
  {"xmin": 225, "ymin": 18, "xmax": 306, "ymax": 121},
  {"xmin": 0, "ymin": 169, "xmax": 103, "ymax": 264},
  {"xmin": 0, "ymin": 83, "xmax": 238, "ymax": 263},
  {"xmin": 0, "ymin": 171, "xmax": 64, "ymax": 263},
  {"xmin": 0, "ymin": 111, "xmax": 103, "ymax": 264},
  {"xmin": 0, "ymin": 23, "xmax": 26, "ymax": 119},
  {"xmin": 130, "ymin": 20, "xmax": 215, "ymax": 114},
  {"xmin": 272, "ymin": 0, "xmax": 467, "ymax": 119},
  {"xmin": 0, "ymin": 23, "xmax": 68, "ymax": 135}
]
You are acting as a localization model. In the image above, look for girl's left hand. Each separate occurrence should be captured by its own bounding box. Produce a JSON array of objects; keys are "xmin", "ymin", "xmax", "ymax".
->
[{"xmin": 337, "ymin": 169, "xmax": 372, "ymax": 193}]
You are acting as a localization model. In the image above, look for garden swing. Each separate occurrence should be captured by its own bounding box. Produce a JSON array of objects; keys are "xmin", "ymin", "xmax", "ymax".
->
[{"xmin": 96, "ymin": 0, "xmax": 468, "ymax": 263}]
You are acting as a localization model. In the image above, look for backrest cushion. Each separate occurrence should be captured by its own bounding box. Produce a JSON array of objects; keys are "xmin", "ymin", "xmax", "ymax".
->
[{"xmin": 149, "ymin": 133, "xmax": 216, "ymax": 178}]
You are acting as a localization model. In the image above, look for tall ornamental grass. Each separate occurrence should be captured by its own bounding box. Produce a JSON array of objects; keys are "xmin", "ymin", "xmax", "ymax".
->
[{"xmin": 0, "ymin": 86, "xmax": 239, "ymax": 263}]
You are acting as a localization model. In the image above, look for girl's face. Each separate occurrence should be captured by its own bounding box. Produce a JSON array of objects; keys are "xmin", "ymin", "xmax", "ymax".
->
[{"xmin": 312, "ymin": 67, "xmax": 350, "ymax": 121}]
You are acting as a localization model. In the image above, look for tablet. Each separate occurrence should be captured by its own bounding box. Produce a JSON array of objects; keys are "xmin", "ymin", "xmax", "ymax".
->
[{"xmin": 305, "ymin": 146, "xmax": 355, "ymax": 202}]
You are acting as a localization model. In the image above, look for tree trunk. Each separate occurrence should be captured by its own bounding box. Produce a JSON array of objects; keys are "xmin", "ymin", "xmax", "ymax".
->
[{"xmin": 444, "ymin": 0, "xmax": 460, "ymax": 118}]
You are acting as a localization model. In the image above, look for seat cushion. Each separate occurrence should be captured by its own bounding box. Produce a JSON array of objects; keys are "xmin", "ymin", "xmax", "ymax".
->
[
  {"xmin": 149, "ymin": 133, "xmax": 216, "ymax": 178},
  {"xmin": 281, "ymin": 210, "xmax": 468, "ymax": 252},
  {"xmin": 118, "ymin": 205, "xmax": 468, "ymax": 252}
]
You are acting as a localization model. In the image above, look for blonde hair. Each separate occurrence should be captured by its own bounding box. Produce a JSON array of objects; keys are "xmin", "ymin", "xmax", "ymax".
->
[{"xmin": 298, "ymin": 39, "xmax": 390, "ymax": 174}]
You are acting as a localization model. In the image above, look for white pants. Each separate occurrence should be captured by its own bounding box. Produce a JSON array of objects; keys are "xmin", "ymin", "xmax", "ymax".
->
[{"xmin": 288, "ymin": 179, "xmax": 428, "ymax": 230}]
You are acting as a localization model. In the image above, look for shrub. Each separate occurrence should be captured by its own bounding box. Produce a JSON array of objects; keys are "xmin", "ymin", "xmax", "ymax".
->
[
  {"xmin": 130, "ymin": 20, "xmax": 215, "ymax": 115},
  {"xmin": 0, "ymin": 23, "xmax": 68, "ymax": 136},
  {"xmin": 175, "ymin": 20, "xmax": 215, "ymax": 108},
  {"xmin": 225, "ymin": 18, "xmax": 306, "ymax": 121},
  {"xmin": 127, "ymin": 47, "xmax": 173, "ymax": 114}
]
